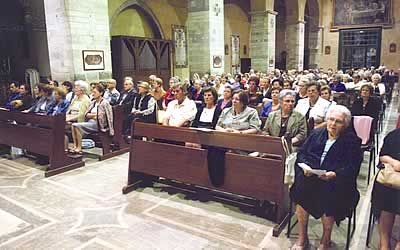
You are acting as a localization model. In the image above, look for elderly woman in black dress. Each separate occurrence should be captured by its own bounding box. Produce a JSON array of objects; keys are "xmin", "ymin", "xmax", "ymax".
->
[
  {"xmin": 290, "ymin": 105, "xmax": 363, "ymax": 250},
  {"xmin": 372, "ymin": 128, "xmax": 400, "ymax": 250}
]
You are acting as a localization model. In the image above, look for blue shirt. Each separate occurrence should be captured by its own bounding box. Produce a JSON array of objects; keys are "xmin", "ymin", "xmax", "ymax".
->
[
  {"xmin": 328, "ymin": 82, "xmax": 346, "ymax": 92},
  {"xmin": 4, "ymin": 93, "xmax": 21, "ymax": 110}
]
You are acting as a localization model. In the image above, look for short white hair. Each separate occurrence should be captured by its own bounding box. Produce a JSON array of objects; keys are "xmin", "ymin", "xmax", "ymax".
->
[
  {"xmin": 326, "ymin": 105, "xmax": 352, "ymax": 127},
  {"xmin": 74, "ymin": 80, "xmax": 89, "ymax": 93},
  {"xmin": 372, "ymin": 73, "xmax": 381, "ymax": 81}
]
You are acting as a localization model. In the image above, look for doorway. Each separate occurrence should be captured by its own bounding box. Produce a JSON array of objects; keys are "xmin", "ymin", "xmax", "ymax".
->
[{"xmin": 338, "ymin": 28, "xmax": 382, "ymax": 70}]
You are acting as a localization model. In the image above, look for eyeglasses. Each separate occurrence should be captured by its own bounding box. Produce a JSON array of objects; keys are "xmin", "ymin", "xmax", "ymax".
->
[
  {"xmin": 327, "ymin": 117, "xmax": 344, "ymax": 125},
  {"xmin": 283, "ymin": 100, "xmax": 295, "ymax": 103}
]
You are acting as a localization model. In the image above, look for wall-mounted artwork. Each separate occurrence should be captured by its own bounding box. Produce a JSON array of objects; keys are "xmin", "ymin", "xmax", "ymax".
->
[
  {"xmin": 213, "ymin": 56, "xmax": 222, "ymax": 68},
  {"xmin": 389, "ymin": 43, "xmax": 396, "ymax": 53},
  {"xmin": 82, "ymin": 50, "xmax": 104, "ymax": 71},
  {"xmin": 333, "ymin": 0, "xmax": 392, "ymax": 29},
  {"xmin": 231, "ymin": 35, "xmax": 240, "ymax": 67},
  {"xmin": 172, "ymin": 25, "xmax": 187, "ymax": 68},
  {"xmin": 325, "ymin": 46, "xmax": 331, "ymax": 55}
]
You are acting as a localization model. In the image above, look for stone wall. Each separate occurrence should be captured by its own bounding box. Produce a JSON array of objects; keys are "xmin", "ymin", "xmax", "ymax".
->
[{"xmin": 44, "ymin": 0, "xmax": 112, "ymax": 82}]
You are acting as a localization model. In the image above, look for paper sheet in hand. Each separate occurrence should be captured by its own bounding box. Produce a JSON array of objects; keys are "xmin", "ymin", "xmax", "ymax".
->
[
  {"xmin": 298, "ymin": 163, "xmax": 327, "ymax": 176},
  {"xmin": 189, "ymin": 127, "xmax": 213, "ymax": 132}
]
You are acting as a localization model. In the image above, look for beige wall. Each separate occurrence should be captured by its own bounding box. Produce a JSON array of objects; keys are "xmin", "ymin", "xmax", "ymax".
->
[
  {"xmin": 319, "ymin": 0, "xmax": 400, "ymax": 70},
  {"xmin": 224, "ymin": 4, "xmax": 250, "ymax": 74}
]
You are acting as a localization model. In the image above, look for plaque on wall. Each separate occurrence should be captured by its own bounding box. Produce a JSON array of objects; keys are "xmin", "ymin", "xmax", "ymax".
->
[
  {"xmin": 82, "ymin": 50, "xmax": 105, "ymax": 71},
  {"xmin": 332, "ymin": 0, "xmax": 392, "ymax": 29},
  {"xmin": 325, "ymin": 46, "xmax": 331, "ymax": 55},
  {"xmin": 0, "ymin": 57, "xmax": 11, "ymax": 76},
  {"xmin": 172, "ymin": 25, "xmax": 187, "ymax": 68},
  {"xmin": 213, "ymin": 56, "xmax": 222, "ymax": 68},
  {"xmin": 389, "ymin": 43, "xmax": 396, "ymax": 53}
]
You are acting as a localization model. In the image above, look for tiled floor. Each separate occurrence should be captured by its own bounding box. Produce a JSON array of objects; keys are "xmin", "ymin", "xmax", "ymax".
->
[{"xmin": 0, "ymin": 93, "xmax": 399, "ymax": 249}]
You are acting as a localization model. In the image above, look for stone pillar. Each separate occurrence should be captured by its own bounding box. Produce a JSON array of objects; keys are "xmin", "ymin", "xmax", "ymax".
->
[
  {"xmin": 43, "ymin": 0, "xmax": 112, "ymax": 82},
  {"xmin": 286, "ymin": 21, "xmax": 305, "ymax": 71},
  {"xmin": 307, "ymin": 26, "xmax": 323, "ymax": 69},
  {"xmin": 187, "ymin": 0, "xmax": 224, "ymax": 76},
  {"xmin": 250, "ymin": 10, "xmax": 276, "ymax": 72}
]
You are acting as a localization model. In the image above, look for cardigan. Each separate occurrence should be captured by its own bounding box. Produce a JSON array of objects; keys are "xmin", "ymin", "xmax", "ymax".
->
[
  {"xmin": 85, "ymin": 99, "xmax": 114, "ymax": 136},
  {"xmin": 68, "ymin": 95, "xmax": 91, "ymax": 122},
  {"xmin": 191, "ymin": 105, "xmax": 222, "ymax": 129},
  {"xmin": 290, "ymin": 128, "xmax": 363, "ymax": 222},
  {"xmin": 263, "ymin": 110, "xmax": 307, "ymax": 146}
]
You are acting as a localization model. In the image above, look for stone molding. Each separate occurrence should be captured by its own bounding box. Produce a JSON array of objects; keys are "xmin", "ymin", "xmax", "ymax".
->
[{"xmin": 249, "ymin": 10, "xmax": 277, "ymax": 16}]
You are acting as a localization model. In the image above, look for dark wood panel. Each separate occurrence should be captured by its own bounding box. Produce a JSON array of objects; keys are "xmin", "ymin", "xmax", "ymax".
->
[
  {"xmin": 132, "ymin": 122, "xmax": 284, "ymax": 155},
  {"xmin": 131, "ymin": 140, "xmax": 210, "ymax": 186}
]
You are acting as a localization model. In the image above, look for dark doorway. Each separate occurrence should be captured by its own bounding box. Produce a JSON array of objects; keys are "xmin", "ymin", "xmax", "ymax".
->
[
  {"xmin": 111, "ymin": 36, "xmax": 172, "ymax": 90},
  {"xmin": 338, "ymin": 28, "xmax": 382, "ymax": 70},
  {"xmin": 240, "ymin": 58, "xmax": 251, "ymax": 73}
]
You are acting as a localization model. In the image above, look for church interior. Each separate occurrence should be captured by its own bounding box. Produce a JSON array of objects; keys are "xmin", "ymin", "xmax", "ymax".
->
[{"xmin": 0, "ymin": 0, "xmax": 400, "ymax": 249}]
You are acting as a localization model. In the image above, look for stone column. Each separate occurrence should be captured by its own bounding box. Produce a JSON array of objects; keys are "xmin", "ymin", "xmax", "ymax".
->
[
  {"xmin": 187, "ymin": 0, "xmax": 224, "ymax": 76},
  {"xmin": 250, "ymin": 10, "xmax": 276, "ymax": 72},
  {"xmin": 43, "ymin": 0, "xmax": 112, "ymax": 82},
  {"xmin": 286, "ymin": 21, "xmax": 305, "ymax": 71},
  {"xmin": 307, "ymin": 26, "xmax": 323, "ymax": 69}
]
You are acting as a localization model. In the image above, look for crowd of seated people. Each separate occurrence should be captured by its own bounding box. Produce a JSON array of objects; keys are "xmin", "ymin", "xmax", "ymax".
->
[{"xmin": 1, "ymin": 64, "xmax": 399, "ymax": 249}]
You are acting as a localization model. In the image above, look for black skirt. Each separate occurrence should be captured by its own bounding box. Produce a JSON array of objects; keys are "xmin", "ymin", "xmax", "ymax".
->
[{"xmin": 371, "ymin": 181, "xmax": 400, "ymax": 216}]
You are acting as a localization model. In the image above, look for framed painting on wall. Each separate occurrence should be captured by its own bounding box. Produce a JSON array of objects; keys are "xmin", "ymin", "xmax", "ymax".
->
[
  {"xmin": 172, "ymin": 25, "xmax": 187, "ymax": 68},
  {"xmin": 332, "ymin": 0, "xmax": 393, "ymax": 29},
  {"xmin": 82, "ymin": 50, "xmax": 105, "ymax": 71}
]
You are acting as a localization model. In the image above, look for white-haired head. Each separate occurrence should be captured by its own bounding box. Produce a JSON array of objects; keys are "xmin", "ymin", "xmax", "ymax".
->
[
  {"xmin": 325, "ymin": 105, "xmax": 352, "ymax": 128},
  {"xmin": 74, "ymin": 80, "xmax": 89, "ymax": 94}
]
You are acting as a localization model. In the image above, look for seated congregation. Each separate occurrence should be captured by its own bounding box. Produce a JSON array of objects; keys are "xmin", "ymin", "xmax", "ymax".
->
[{"xmin": 1, "ymin": 66, "xmax": 399, "ymax": 250}]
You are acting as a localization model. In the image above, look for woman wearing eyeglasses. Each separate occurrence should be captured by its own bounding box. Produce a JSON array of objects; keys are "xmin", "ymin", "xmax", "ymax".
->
[
  {"xmin": 262, "ymin": 90, "xmax": 307, "ymax": 147},
  {"xmin": 290, "ymin": 105, "xmax": 362, "ymax": 250}
]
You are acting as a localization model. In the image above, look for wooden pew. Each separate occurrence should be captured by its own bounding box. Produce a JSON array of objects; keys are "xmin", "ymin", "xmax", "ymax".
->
[
  {"xmin": 0, "ymin": 110, "xmax": 85, "ymax": 177},
  {"xmin": 123, "ymin": 122, "xmax": 290, "ymax": 237},
  {"xmin": 95, "ymin": 105, "xmax": 129, "ymax": 161}
]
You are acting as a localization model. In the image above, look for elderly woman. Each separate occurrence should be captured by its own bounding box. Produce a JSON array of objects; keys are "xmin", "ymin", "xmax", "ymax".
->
[
  {"xmin": 47, "ymin": 87, "xmax": 70, "ymax": 116},
  {"xmin": 163, "ymin": 82, "xmax": 197, "ymax": 127},
  {"xmin": 295, "ymin": 81, "xmax": 331, "ymax": 128},
  {"xmin": 70, "ymin": 84, "xmax": 114, "ymax": 154},
  {"xmin": 371, "ymin": 73, "xmax": 386, "ymax": 97},
  {"xmin": 290, "ymin": 105, "xmax": 362, "ymax": 250},
  {"xmin": 263, "ymin": 90, "xmax": 307, "ymax": 147},
  {"xmin": 216, "ymin": 90, "xmax": 261, "ymax": 134},
  {"xmin": 66, "ymin": 80, "xmax": 91, "ymax": 123},
  {"xmin": 128, "ymin": 81, "xmax": 156, "ymax": 128},
  {"xmin": 372, "ymin": 128, "xmax": 400, "ymax": 250},
  {"xmin": 261, "ymin": 86, "xmax": 281, "ymax": 118}
]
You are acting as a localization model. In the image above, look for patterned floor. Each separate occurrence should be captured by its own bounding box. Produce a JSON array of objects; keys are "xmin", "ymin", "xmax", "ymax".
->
[{"xmin": 0, "ymin": 94, "xmax": 399, "ymax": 250}]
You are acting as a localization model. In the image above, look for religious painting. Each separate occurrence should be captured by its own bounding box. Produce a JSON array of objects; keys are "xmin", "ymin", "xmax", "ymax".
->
[
  {"xmin": 82, "ymin": 50, "xmax": 105, "ymax": 71},
  {"xmin": 172, "ymin": 25, "xmax": 187, "ymax": 68},
  {"xmin": 325, "ymin": 46, "xmax": 331, "ymax": 55},
  {"xmin": 213, "ymin": 55, "xmax": 222, "ymax": 68},
  {"xmin": 389, "ymin": 43, "xmax": 396, "ymax": 53},
  {"xmin": 231, "ymin": 35, "xmax": 240, "ymax": 67},
  {"xmin": 333, "ymin": 0, "xmax": 392, "ymax": 28}
]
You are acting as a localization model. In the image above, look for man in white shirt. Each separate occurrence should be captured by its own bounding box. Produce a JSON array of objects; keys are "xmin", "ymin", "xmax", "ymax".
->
[{"xmin": 163, "ymin": 82, "xmax": 197, "ymax": 127}]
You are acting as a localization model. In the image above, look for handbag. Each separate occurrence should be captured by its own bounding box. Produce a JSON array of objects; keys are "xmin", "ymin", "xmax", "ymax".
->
[
  {"xmin": 281, "ymin": 136, "xmax": 297, "ymax": 185},
  {"xmin": 376, "ymin": 163, "xmax": 400, "ymax": 190}
]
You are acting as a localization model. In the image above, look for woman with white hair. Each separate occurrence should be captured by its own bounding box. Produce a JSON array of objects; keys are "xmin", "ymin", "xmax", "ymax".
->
[
  {"xmin": 263, "ymin": 90, "xmax": 307, "ymax": 147},
  {"xmin": 290, "ymin": 105, "xmax": 363, "ymax": 250},
  {"xmin": 66, "ymin": 80, "xmax": 91, "ymax": 123},
  {"xmin": 371, "ymin": 73, "xmax": 386, "ymax": 97}
]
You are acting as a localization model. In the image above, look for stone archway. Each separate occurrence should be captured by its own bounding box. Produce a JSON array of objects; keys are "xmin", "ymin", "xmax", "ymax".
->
[{"xmin": 110, "ymin": 0, "xmax": 164, "ymax": 39}]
